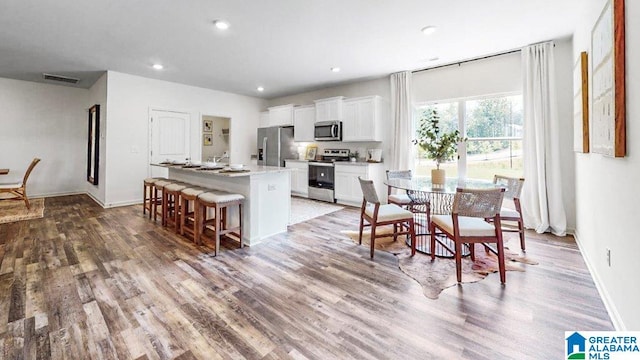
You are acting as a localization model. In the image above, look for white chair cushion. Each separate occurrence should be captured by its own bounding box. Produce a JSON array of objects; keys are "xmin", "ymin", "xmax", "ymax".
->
[
  {"xmin": 144, "ymin": 177, "xmax": 165, "ymax": 184},
  {"xmin": 500, "ymin": 207, "xmax": 521, "ymax": 219},
  {"xmin": 181, "ymin": 187, "xmax": 206, "ymax": 196},
  {"xmin": 365, "ymin": 204, "xmax": 413, "ymax": 222},
  {"xmin": 431, "ymin": 215, "xmax": 497, "ymax": 237},
  {"xmin": 164, "ymin": 183, "xmax": 187, "ymax": 192},
  {"xmin": 388, "ymin": 194, "xmax": 411, "ymax": 204},
  {"xmin": 198, "ymin": 191, "xmax": 245, "ymax": 203},
  {"xmin": 154, "ymin": 180, "xmax": 173, "ymax": 187},
  {"xmin": 0, "ymin": 182, "xmax": 22, "ymax": 189}
]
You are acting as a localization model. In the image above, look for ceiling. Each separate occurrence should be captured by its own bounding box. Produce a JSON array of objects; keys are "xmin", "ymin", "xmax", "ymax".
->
[{"xmin": 0, "ymin": 0, "xmax": 582, "ymax": 99}]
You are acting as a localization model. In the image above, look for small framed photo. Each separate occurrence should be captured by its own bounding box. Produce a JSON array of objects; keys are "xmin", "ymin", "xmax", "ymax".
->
[
  {"xmin": 305, "ymin": 146, "xmax": 317, "ymax": 160},
  {"xmin": 203, "ymin": 120, "xmax": 213, "ymax": 133},
  {"xmin": 203, "ymin": 134, "xmax": 213, "ymax": 146}
]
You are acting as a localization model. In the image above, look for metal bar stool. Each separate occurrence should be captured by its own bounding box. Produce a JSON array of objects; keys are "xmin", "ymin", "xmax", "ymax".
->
[
  {"xmin": 180, "ymin": 186, "xmax": 209, "ymax": 241},
  {"xmin": 143, "ymin": 177, "xmax": 165, "ymax": 218},
  {"xmin": 196, "ymin": 191, "xmax": 244, "ymax": 256}
]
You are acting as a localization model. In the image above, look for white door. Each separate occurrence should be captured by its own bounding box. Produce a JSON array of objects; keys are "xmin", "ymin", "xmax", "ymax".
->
[{"xmin": 149, "ymin": 109, "xmax": 190, "ymax": 177}]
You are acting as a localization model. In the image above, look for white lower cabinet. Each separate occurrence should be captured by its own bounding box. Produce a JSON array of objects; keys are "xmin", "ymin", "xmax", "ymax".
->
[
  {"xmin": 335, "ymin": 163, "xmax": 387, "ymax": 206},
  {"xmin": 285, "ymin": 161, "xmax": 308, "ymax": 197}
]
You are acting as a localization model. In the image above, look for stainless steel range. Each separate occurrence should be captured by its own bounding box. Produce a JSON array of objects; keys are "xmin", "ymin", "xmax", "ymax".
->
[{"xmin": 307, "ymin": 149, "xmax": 350, "ymax": 202}]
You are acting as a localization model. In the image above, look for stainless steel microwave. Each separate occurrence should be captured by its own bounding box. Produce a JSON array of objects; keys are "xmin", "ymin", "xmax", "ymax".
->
[{"xmin": 314, "ymin": 121, "xmax": 342, "ymax": 141}]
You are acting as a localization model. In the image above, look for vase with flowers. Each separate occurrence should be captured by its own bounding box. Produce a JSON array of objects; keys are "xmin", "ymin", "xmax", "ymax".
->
[{"xmin": 412, "ymin": 109, "xmax": 466, "ymax": 186}]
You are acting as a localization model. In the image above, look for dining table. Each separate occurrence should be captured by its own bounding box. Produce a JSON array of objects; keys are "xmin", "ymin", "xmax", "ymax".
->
[{"xmin": 384, "ymin": 176, "xmax": 500, "ymax": 257}]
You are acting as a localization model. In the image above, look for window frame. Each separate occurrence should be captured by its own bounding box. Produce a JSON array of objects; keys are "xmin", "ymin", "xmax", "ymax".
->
[{"xmin": 413, "ymin": 91, "xmax": 523, "ymax": 180}]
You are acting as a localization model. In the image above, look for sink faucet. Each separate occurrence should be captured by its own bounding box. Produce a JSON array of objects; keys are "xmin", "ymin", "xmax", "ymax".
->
[{"xmin": 212, "ymin": 152, "xmax": 229, "ymax": 164}]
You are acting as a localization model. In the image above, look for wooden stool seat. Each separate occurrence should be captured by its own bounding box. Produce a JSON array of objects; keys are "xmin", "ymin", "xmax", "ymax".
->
[
  {"xmin": 196, "ymin": 191, "xmax": 244, "ymax": 256},
  {"xmin": 179, "ymin": 186, "xmax": 209, "ymax": 241},
  {"xmin": 152, "ymin": 179, "xmax": 174, "ymax": 222},
  {"xmin": 143, "ymin": 177, "xmax": 165, "ymax": 218},
  {"xmin": 163, "ymin": 183, "xmax": 188, "ymax": 232}
]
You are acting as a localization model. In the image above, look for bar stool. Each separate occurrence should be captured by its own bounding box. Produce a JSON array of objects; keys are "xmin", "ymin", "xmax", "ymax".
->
[
  {"xmin": 196, "ymin": 191, "xmax": 244, "ymax": 256},
  {"xmin": 143, "ymin": 177, "xmax": 165, "ymax": 218},
  {"xmin": 162, "ymin": 182, "xmax": 189, "ymax": 232},
  {"xmin": 152, "ymin": 179, "xmax": 174, "ymax": 223},
  {"xmin": 180, "ymin": 186, "xmax": 208, "ymax": 241}
]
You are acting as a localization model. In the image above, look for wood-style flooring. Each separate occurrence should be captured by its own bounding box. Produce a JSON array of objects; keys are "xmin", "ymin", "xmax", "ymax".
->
[{"xmin": 0, "ymin": 195, "xmax": 612, "ymax": 359}]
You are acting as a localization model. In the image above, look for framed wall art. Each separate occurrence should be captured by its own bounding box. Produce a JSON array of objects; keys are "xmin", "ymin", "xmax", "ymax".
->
[
  {"xmin": 573, "ymin": 51, "xmax": 589, "ymax": 153},
  {"xmin": 203, "ymin": 134, "xmax": 213, "ymax": 146},
  {"xmin": 87, "ymin": 104, "xmax": 100, "ymax": 185},
  {"xmin": 590, "ymin": 0, "xmax": 625, "ymax": 157},
  {"xmin": 203, "ymin": 119, "xmax": 213, "ymax": 133}
]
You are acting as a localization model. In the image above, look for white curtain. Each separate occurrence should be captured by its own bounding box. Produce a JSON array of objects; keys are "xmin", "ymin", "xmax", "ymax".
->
[
  {"xmin": 521, "ymin": 42, "xmax": 567, "ymax": 236},
  {"xmin": 390, "ymin": 71, "xmax": 413, "ymax": 171}
]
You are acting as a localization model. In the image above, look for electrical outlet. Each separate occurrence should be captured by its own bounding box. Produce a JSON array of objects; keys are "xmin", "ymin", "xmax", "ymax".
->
[
  {"xmin": 268, "ymin": 184, "xmax": 276, "ymax": 191},
  {"xmin": 606, "ymin": 248, "xmax": 611, "ymax": 267}
]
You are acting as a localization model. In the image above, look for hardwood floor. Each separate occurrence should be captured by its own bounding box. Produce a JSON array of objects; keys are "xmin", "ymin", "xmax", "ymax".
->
[{"xmin": 0, "ymin": 195, "xmax": 612, "ymax": 359}]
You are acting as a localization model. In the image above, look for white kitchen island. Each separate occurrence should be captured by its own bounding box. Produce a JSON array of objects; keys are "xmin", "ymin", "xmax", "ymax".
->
[{"xmin": 152, "ymin": 164, "xmax": 291, "ymax": 246}]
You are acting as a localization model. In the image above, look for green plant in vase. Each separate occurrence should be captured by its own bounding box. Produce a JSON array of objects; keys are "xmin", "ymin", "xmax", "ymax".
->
[{"xmin": 412, "ymin": 109, "xmax": 466, "ymax": 184}]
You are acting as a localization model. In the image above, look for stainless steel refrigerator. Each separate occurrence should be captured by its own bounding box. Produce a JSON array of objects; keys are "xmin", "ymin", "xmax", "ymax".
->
[{"xmin": 257, "ymin": 126, "xmax": 297, "ymax": 167}]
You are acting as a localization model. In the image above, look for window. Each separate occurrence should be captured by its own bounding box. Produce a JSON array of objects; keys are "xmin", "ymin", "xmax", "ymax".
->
[{"xmin": 413, "ymin": 94, "xmax": 523, "ymax": 181}]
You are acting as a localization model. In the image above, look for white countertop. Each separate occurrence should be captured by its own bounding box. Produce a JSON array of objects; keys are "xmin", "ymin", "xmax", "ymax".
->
[{"xmin": 151, "ymin": 163, "xmax": 291, "ymax": 177}]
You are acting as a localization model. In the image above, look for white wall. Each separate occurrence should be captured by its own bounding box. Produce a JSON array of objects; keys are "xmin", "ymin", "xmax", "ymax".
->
[
  {"xmin": 573, "ymin": 0, "xmax": 640, "ymax": 330},
  {"xmin": 86, "ymin": 73, "xmax": 108, "ymax": 204},
  {"xmin": 0, "ymin": 77, "xmax": 88, "ymax": 197},
  {"xmin": 104, "ymin": 71, "xmax": 265, "ymax": 207}
]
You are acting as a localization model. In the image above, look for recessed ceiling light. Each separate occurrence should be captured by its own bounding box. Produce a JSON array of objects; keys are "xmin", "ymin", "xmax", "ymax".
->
[
  {"xmin": 257, "ymin": 86, "xmax": 264, "ymax": 92},
  {"xmin": 330, "ymin": 67, "xmax": 341, "ymax": 73},
  {"xmin": 421, "ymin": 26, "xmax": 437, "ymax": 35},
  {"xmin": 213, "ymin": 20, "xmax": 230, "ymax": 30},
  {"xmin": 428, "ymin": 57, "xmax": 440, "ymax": 62},
  {"xmin": 152, "ymin": 64, "xmax": 164, "ymax": 70}
]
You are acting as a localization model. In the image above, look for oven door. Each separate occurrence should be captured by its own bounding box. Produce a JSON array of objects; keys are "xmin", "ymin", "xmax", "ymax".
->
[{"xmin": 308, "ymin": 162, "xmax": 335, "ymax": 189}]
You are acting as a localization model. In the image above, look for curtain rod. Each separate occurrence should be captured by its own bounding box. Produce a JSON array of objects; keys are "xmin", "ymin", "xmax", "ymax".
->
[
  {"xmin": 412, "ymin": 48, "xmax": 521, "ymax": 74},
  {"xmin": 412, "ymin": 40, "xmax": 556, "ymax": 74}
]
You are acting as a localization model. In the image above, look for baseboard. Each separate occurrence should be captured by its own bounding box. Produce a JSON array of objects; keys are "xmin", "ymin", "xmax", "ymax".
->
[
  {"xmin": 103, "ymin": 199, "xmax": 142, "ymax": 209},
  {"xmin": 32, "ymin": 190, "xmax": 85, "ymax": 198},
  {"xmin": 84, "ymin": 192, "xmax": 106, "ymax": 208},
  {"xmin": 572, "ymin": 229, "xmax": 625, "ymax": 330}
]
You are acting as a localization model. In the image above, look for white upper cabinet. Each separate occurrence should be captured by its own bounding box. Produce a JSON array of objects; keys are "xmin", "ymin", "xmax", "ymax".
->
[
  {"xmin": 314, "ymin": 96, "xmax": 344, "ymax": 122},
  {"xmin": 268, "ymin": 104, "xmax": 295, "ymax": 126},
  {"xmin": 259, "ymin": 111, "xmax": 270, "ymax": 128},
  {"xmin": 293, "ymin": 105, "xmax": 315, "ymax": 142},
  {"xmin": 342, "ymin": 96, "xmax": 386, "ymax": 142}
]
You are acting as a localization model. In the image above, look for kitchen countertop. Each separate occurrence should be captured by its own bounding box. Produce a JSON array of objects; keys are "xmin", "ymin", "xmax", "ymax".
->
[
  {"xmin": 334, "ymin": 161, "xmax": 383, "ymax": 166},
  {"xmin": 151, "ymin": 163, "xmax": 291, "ymax": 177},
  {"xmin": 284, "ymin": 159, "xmax": 308, "ymax": 163}
]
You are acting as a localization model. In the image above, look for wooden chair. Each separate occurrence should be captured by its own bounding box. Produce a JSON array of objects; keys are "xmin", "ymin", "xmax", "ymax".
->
[
  {"xmin": 429, "ymin": 187, "xmax": 506, "ymax": 283},
  {"xmin": 196, "ymin": 191, "xmax": 244, "ymax": 256},
  {"xmin": 386, "ymin": 169, "xmax": 431, "ymax": 228},
  {"xmin": 358, "ymin": 177, "xmax": 416, "ymax": 259},
  {"xmin": 492, "ymin": 175, "xmax": 526, "ymax": 251},
  {"xmin": 386, "ymin": 170, "xmax": 413, "ymax": 207},
  {"xmin": 0, "ymin": 158, "xmax": 41, "ymax": 209}
]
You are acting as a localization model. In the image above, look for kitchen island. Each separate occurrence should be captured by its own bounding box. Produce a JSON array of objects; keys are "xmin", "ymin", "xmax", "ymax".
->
[{"xmin": 152, "ymin": 164, "xmax": 291, "ymax": 246}]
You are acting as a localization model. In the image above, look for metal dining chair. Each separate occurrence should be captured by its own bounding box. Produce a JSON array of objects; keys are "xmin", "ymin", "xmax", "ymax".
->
[{"xmin": 429, "ymin": 187, "xmax": 507, "ymax": 283}]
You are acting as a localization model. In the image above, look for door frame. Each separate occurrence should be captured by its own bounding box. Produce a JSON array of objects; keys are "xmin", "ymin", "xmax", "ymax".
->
[{"xmin": 148, "ymin": 107, "xmax": 192, "ymax": 177}]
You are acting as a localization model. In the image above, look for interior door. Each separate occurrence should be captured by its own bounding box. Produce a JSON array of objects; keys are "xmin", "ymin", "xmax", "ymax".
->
[{"xmin": 149, "ymin": 109, "xmax": 190, "ymax": 177}]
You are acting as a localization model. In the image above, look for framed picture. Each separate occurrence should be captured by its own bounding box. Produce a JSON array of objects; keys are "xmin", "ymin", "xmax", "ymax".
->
[
  {"xmin": 87, "ymin": 104, "xmax": 100, "ymax": 185},
  {"xmin": 203, "ymin": 134, "xmax": 213, "ymax": 146},
  {"xmin": 590, "ymin": 0, "xmax": 625, "ymax": 157},
  {"xmin": 203, "ymin": 120, "xmax": 213, "ymax": 133},
  {"xmin": 305, "ymin": 146, "xmax": 317, "ymax": 160},
  {"xmin": 573, "ymin": 51, "xmax": 589, "ymax": 153}
]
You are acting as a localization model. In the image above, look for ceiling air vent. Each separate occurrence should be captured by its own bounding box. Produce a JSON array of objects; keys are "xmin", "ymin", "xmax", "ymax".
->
[{"xmin": 42, "ymin": 73, "xmax": 80, "ymax": 84}]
